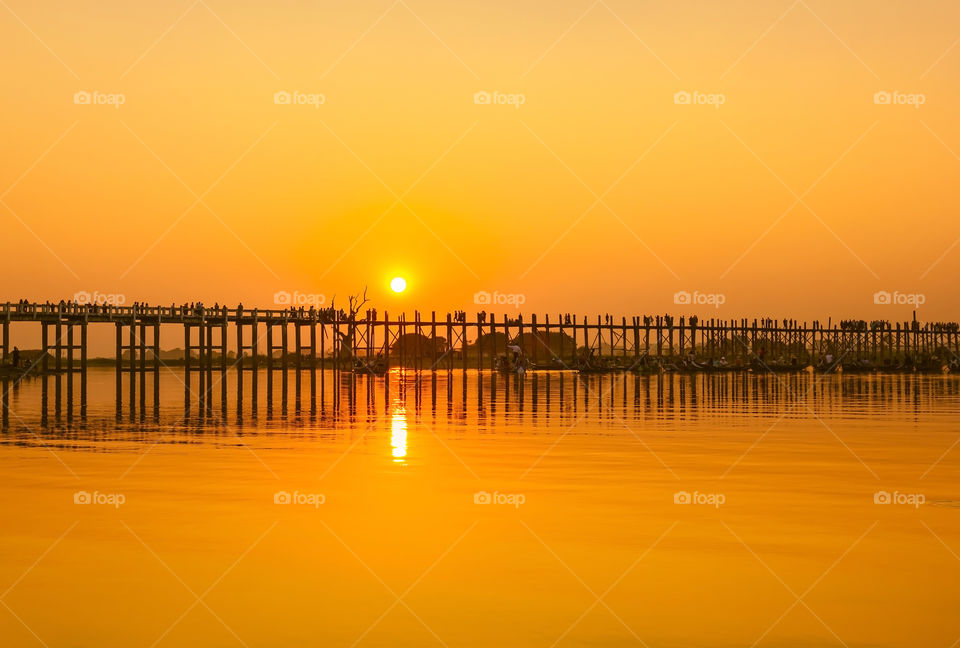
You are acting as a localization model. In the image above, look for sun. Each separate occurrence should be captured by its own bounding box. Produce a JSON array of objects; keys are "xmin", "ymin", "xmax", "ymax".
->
[{"xmin": 390, "ymin": 277, "xmax": 407, "ymax": 293}]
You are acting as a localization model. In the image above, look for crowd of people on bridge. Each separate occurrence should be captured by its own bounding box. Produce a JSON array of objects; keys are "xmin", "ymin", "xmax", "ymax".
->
[{"xmin": 6, "ymin": 299, "xmax": 353, "ymax": 321}]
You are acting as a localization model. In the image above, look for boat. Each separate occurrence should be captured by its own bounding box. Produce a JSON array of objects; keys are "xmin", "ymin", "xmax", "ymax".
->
[
  {"xmin": 352, "ymin": 356, "xmax": 388, "ymax": 375},
  {"xmin": 495, "ymin": 354, "xmax": 527, "ymax": 375}
]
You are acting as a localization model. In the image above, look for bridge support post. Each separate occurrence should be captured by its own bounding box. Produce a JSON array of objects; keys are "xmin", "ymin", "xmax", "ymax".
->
[
  {"xmin": 139, "ymin": 321, "xmax": 146, "ymax": 415},
  {"xmin": 582, "ymin": 315, "xmax": 590, "ymax": 359},
  {"xmin": 115, "ymin": 323, "xmax": 122, "ymax": 414},
  {"xmin": 55, "ymin": 319, "xmax": 62, "ymax": 374},
  {"xmin": 2, "ymin": 317, "xmax": 8, "ymax": 365},
  {"xmin": 430, "ymin": 311, "xmax": 437, "ymax": 370},
  {"xmin": 266, "ymin": 321, "xmax": 273, "ymax": 411},
  {"xmin": 129, "ymin": 321, "xmax": 136, "ymax": 416},
  {"xmin": 184, "ymin": 324, "xmax": 191, "ymax": 407},
  {"xmin": 153, "ymin": 321, "xmax": 160, "ymax": 415},
  {"xmin": 294, "ymin": 321, "xmax": 302, "ymax": 412},
  {"xmin": 295, "ymin": 322, "xmax": 302, "ymax": 372},
  {"xmin": 41, "ymin": 323, "xmax": 49, "ymax": 374},
  {"xmin": 460, "ymin": 315, "xmax": 467, "ymax": 375},
  {"xmin": 66, "ymin": 323, "xmax": 73, "ymax": 374},
  {"xmin": 398, "ymin": 314, "xmax": 406, "ymax": 369},
  {"xmin": 53, "ymin": 313, "xmax": 63, "ymax": 375},
  {"xmin": 251, "ymin": 313, "xmax": 259, "ymax": 413},
  {"xmin": 199, "ymin": 322, "xmax": 205, "ymax": 410},
  {"xmin": 491, "ymin": 315, "xmax": 497, "ymax": 370},
  {"xmin": 65, "ymin": 323, "xmax": 73, "ymax": 419},
  {"xmin": 622, "ymin": 316, "xmax": 628, "ymax": 360},
  {"xmin": 446, "ymin": 314, "xmax": 453, "ymax": 372},
  {"xmin": 281, "ymin": 319, "xmax": 289, "ymax": 414},
  {"xmin": 205, "ymin": 321, "xmax": 213, "ymax": 412},
  {"xmin": 54, "ymin": 319, "xmax": 62, "ymax": 415},
  {"xmin": 221, "ymin": 317, "xmax": 227, "ymax": 417},
  {"xmin": 382, "ymin": 311, "xmax": 388, "ymax": 370},
  {"xmin": 556, "ymin": 315, "xmax": 564, "ymax": 367},
  {"xmin": 80, "ymin": 321, "xmax": 87, "ymax": 416},
  {"xmin": 319, "ymin": 316, "xmax": 325, "ymax": 403},
  {"xmin": 309, "ymin": 320, "xmax": 317, "ymax": 413},
  {"xmin": 530, "ymin": 314, "xmax": 537, "ymax": 367},
  {"xmin": 198, "ymin": 320, "xmax": 206, "ymax": 410},
  {"xmin": 415, "ymin": 311, "xmax": 423, "ymax": 372},
  {"xmin": 236, "ymin": 312, "xmax": 244, "ymax": 413}
]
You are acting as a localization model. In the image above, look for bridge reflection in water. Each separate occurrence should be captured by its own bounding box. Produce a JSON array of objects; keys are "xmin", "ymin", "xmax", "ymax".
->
[{"xmin": 2, "ymin": 368, "xmax": 959, "ymax": 434}]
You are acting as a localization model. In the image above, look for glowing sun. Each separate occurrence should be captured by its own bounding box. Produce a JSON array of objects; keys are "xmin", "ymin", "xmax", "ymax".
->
[{"xmin": 390, "ymin": 277, "xmax": 407, "ymax": 293}]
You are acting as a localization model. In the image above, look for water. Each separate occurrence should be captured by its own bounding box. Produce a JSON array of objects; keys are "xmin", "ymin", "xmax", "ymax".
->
[{"xmin": 1, "ymin": 369, "xmax": 959, "ymax": 647}]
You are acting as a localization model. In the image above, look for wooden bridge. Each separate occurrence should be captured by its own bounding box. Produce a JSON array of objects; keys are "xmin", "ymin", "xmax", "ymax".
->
[
  {"xmin": 2, "ymin": 302, "xmax": 958, "ymax": 377},
  {"xmin": 1, "ymin": 301, "xmax": 958, "ymax": 426}
]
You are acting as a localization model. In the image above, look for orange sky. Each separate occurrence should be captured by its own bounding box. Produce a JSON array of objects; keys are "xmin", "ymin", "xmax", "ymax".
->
[{"xmin": 2, "ymin": 0, "xmax": 959, "ymax": 321}]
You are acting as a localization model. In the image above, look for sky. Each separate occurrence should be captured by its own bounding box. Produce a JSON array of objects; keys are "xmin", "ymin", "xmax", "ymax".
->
[{"xmin": 2, "ymin": 0, "xmax": 959, "ymax": 322}]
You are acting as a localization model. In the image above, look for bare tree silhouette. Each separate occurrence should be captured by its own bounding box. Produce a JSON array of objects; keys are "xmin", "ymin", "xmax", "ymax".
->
[{"xmin": 330, "ymin": 287, "xmax": 368, "ymax": 366}]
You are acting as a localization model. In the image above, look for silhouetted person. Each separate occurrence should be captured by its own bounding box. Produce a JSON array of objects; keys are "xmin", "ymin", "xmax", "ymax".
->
[{"xmin": 11, "ymin": 346, "xmax": 20, "ymax": 368}]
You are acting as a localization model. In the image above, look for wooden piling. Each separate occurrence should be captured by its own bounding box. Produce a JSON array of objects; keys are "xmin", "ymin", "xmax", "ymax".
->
[
  {"xmin": 445, "ymin": 313, "xmax": 453, "ymax": 372},
  {"xmin": 220, "ymin": 317, "xmax": 227, "ymax": 413},
  {"xmin": 2, "ymin": 316, "xmax": 9, "ymax": 364},
  {"xmin": 295, "ymin": 322, "xmax": 302, "ymax": 373},
  {"xmin": 153, "ymin": 321, "xmax": 160, "ymax": 412},
  {"xmin": 80, "ymin": 321, "xmax": 87, "ymax": 413},
  {"xmin": 184, "ymin": 323, "xmax": 191, "ymax": 401},
  {"xmin": 431, "ymin": 310, "xmax": 437, "ymax": 370},
  {"xmin": 115, "ymin": 323, "xmax": 122, "ymax": 407},
  {"xmin": 236, "ymin": 311, "xmax": 244, "ymax": 403},
  {"xmin": 382, "ymin": 310, "xmax": 389, "ymax": 370},
  {"xmin": 129, "ymin": 320, "xmax": 136, "ymax": 412},
  {"xmin": 251, "ymin": 312, "xmax": 259, "ymax": 408},
  {"xmin": 139, "ymin": 321, "xmax": 146, "ymax": 413},
  {"xmin": 66, "ymin": 324, "xmax": 73, "ymax": 374},
  {"xmin": 205, "ymin": 321, "xmax": 213, "ymax": 409},
  {"xmin": 55, "ymin": 320, "xmax": 62, "ymax": 373},
  {"xmin": 530, "ymin": 314, "xmax": 538, "ymax": 366},
  {"xmin": 310, "ymin": 318, "xmax": 317, "ymax": 411}
]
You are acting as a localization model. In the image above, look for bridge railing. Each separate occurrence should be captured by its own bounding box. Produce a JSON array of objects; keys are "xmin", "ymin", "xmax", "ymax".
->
[{"xmin": 1, "ymin": 302, "xmax": 333, "ymax": 321}]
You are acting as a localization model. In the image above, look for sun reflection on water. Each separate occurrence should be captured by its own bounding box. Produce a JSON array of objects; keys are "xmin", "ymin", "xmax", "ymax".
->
[{"xmin": 390, "ymin": 402, "xmax": 408, "ymax": 462}]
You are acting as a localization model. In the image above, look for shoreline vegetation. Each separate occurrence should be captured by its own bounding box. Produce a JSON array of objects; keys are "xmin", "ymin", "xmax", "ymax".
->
[{"xmin": 1, "ymin": 347, "xmax": 955, "ymax": 377}]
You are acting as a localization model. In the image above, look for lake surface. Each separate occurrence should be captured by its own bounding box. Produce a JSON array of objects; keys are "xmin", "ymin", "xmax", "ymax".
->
[{"xmin": 1, "ymin": 368, "xmax": 959, "ymax": 647}]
